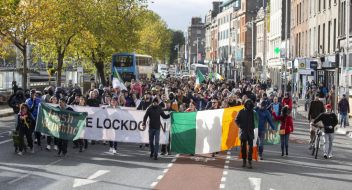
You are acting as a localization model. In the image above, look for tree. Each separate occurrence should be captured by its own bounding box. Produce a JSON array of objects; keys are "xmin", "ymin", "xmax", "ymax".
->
[
  {"xmin": 36, "ymin": 0, "xmax": 84, "ymax": 87},
  {"xmin": 0, "ymin": 0, "xmax": 49, "ymax": 89}
]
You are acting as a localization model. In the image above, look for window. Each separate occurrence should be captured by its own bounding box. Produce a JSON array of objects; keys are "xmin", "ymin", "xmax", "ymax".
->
[
  {"xmin": 114, "ymin": 55, "xmax": 133, "ymax": 67},
  {"xmin": 319, "ymin": 0, "xmax": 321, "ymax": 12},
  {"xmin": 318, "ymin": 25, "xmax": 321, "ymax": 53},
  {"xmin": 323, "ymin": 23, "xmax": 325, "ymax": 53}
]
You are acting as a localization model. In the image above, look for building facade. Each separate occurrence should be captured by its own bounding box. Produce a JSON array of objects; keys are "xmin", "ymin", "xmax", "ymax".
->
[{"xmin": 186, "ymin": 17, "xmax": 206, "ymax": 66}]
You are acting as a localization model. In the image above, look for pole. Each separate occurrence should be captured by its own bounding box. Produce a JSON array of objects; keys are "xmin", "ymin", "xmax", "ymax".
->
[
  {"xmin": 251, "ymin": 19, "xmax": 254, "ymax": 79},
  {"xmin": 345, "ymin": 0, "xmax": 350, "ymax": 90},
  {"xmin": 263, "ymin": 0, "xmax": 267, "ymax": 82},
  {"xmin": 284, "ymin": 0, "xmax": 288, "ymax": 94},
  {"xmin": 196, "ymin": 38, "xmax": 199, "ymax": 64}
]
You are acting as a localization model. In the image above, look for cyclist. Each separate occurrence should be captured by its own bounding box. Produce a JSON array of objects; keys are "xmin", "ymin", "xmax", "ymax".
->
[
  {"xmin": 308, "ymin": 95, "xmax": 325, "ymax": 149},
  {"xmin": 312, "ymin": 104, "xmax": 338, "ymax": 159}
]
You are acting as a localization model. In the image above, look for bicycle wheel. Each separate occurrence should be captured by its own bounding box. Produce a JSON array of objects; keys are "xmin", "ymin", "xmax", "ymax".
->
[
  {"xmin": 311, "ymin": 135, "xmax": 316, "ymax": 156},
  {"xmin": 314, "ymin": 135, "xmax": 320, "ymax": 159}
]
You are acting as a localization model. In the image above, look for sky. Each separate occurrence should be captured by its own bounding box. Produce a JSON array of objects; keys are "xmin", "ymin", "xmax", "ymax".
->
[{"xmin": 148, "ymin": 0, "xmax": 214, "ymax": 31}]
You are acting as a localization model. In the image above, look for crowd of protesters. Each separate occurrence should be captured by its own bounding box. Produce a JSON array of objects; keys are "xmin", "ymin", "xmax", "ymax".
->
[{"xmin": 6, "ymin": 74, "xmax": 348, "ymax": 166}]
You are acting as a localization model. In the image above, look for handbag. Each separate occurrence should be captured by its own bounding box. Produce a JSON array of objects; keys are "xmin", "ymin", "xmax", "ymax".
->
[{"xmin": 279, "ymin": 117, "xmax": 287, "ymax": 135}]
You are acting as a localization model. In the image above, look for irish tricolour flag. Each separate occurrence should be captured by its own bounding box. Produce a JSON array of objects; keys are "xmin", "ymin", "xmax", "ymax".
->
[{"xmin": 171, "ymin": 105, "xmax": 258, "ymax": 160}]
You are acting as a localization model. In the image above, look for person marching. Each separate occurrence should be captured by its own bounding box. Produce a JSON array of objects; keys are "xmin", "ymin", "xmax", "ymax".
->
[
  {"xmin": 256, "ymin": 101, "xmax": 276, "ymax": 160},
  {"xmin": 312, "ymin": 104, "xmax": 338, "ymax": 159},
  {"xmin": 308, "ymin": 95, "xmax": 325, "ymax": 149},
  {"xmin": 272, "ymin": 106, "xmax": 294, "ymax": 157},
  {"xmin": 57, "ymin": 98, "xmax": 74, "ymax": 157},
  {"xmin": 235, "ymin": 99, "xmax": 256, "ymax": 169},
  {"xmin": 16, "ymin": 104, "xmax": 35, "ymax": 155},
  {"xmin": 107, "ymin": 96, "xmax": 120, "ymax": 155},
  {"xmin": 142, "ymin": 98, "xmax": 170, "ymax": 160}
]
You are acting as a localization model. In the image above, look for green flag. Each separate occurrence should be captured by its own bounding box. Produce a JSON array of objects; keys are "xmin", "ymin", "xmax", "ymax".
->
[
  {"xmin": 112, "ymin": 67, "xmax": 127, "ymax": 90},
  {"xmin": 35, "ymin": 103, "xmax": 87, "ymax": 141},
  {"xmin": 195, "ymin": 69, "xmax": 205, "ymax": 85}
]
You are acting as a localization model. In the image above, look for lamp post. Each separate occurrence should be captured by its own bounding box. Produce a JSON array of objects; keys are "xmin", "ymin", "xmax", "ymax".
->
[{"xmin": 246, "ymin": 18, "xmax": 255, "ymax": 79}]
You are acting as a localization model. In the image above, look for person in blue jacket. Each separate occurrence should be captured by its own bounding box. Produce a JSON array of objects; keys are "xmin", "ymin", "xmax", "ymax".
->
[
  {"xmin": 25, "ymin": 89, "xmax": 42, "ymax": 148},
  {"xmin": 256, "ymin": 100, "xmax": 276, "ymax": 160}
]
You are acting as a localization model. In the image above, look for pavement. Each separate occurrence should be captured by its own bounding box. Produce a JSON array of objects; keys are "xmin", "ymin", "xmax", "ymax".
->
[
  {"xmin": 0, "ymin": 105, "xmax": 14, "ymax": 118},
  {"xmin": 0, "ymin": 110, "xmax": 352, "ymax": 190}
]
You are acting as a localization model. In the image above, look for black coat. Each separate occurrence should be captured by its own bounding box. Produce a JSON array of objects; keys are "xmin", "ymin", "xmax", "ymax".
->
[
  {"xmin": 143, "ymin": 105, "xmax": 170, "ymax": 129},
  {"xmin": 235, "ymin": 108, "xmax": 255, "ymax": 141},
  {"xmin": 308, "ymin": 100, "xmax": 325, "ymax": 120}
]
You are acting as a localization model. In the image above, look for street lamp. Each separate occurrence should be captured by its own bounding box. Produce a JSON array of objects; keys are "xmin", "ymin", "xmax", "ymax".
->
[{"xmin": 246, "ymin": 18, "xmax": 255, "ymax": 79}]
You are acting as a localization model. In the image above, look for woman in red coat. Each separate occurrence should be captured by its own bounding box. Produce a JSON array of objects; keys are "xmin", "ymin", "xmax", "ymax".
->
[
  {"xmin": 272, "ymin": 106, "xmax": 294, "ymax": 156},
  {"xmin": 282, "ymin": 92, "xmax": 293, "ymax": 110}
]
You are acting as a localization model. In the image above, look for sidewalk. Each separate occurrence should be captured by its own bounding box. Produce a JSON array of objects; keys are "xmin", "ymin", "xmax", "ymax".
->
[
  {"xmin": 297, "ymin": 100, "xmax": 352, "ymax": 138},
  {"xmin": 0, "ymin": 105, "xmax": 14, "ymax": 118}
]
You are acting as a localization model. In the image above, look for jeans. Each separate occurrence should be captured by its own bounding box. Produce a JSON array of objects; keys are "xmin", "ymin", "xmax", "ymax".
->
[
  {"xmin": 19, "ymin": 127, "xmax": 33, "ymax": 152},
  {"xmin": 241, "ymin": 139, "xmax": 253, "ymax": 161},
  {"xmin": 340, "ymin": 112, "xmax": 348, "ymax": 128},
  {"xmin": 109, "ymin": 141, "xmax": 117, "ymax": 150},
  {"xmin": 280, "ymin": 134, "xmax": 290, "ymax": 155},
  {"xmin": 324, "ymin": 133, "xmax": 334, "ymax": 156},
  {"xmin": 257, "ymin": 131, "xmax": 265, "ymax": 156},
  {"xmin": 149, "ymin": 128, "xmax": 160, "ymax": 157}
]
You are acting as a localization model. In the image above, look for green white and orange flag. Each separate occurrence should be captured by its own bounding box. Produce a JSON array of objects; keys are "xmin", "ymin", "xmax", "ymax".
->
[
  {"xmin": 171, "ymin": 105, "xmax": 259, "ymax": 160},
  {"xmin": 112, "ymin": 67, "xmax": 127, "ymax": 91}
]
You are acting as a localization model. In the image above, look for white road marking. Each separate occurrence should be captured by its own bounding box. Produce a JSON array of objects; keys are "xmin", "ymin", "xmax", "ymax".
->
[
  {"xmin": 224, "ymin": 165, "xmax": 229, "ymax": 169},
  {"xmin": 225, "ymin": 160, "xmax": 230, "ymax": 164},
  {"xmin": 87, "ymin": 170, "xmax": 110, "ymax": 180},
  {"xmin": 220, "ymin": 184, "xmax": 225, "ymax": 189},
  {"xmin": 249, "ymin": 177, "xmax": 262, "ymax": 190},
  {"xmin": 150, "ymin": 182, "xmax": 158, "ymax": 187},
  {"xmin": 221, "ymin": 177, "xmax": 226, "ymax": 182},
  {"xmin": 227, "ymin": 151, "xmax": 231, "ymax": 155},
  {"xmin": 223, "ymin": 171, "xmax": 228, "ymax": 175},
  {"xmin": 0, "ymin": 139, "xmax": 12, "ymax": 145},
  {"xmin": 226, "ymin": 156, "xmax": 231, "ymax": 159},
  {"xmin": 171, "ymin": 158, "xmax": 176, "ymax": 163},
  {"xmin": 163, "ymin": 169, "xmax": 168, "ymax": 173},
  {"xmin": 167, "ymin": 163, "xmax": 173, "ymax": 167},
  {"xmin": 0, "ymin": 131, "xmax": 11, "ymax": 135},
  {"xmin": 8, "ymin": 159, "xmax": 62, "ymax": 184},
  {"xmin": 157, "ymin": 175, "xmax": 163, "ymax": 180},
  {"xmin": 73, "ymin": 170, "xmax": 110, "ymax": 188}
]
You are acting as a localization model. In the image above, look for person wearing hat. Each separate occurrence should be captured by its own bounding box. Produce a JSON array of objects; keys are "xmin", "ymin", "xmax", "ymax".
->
[
  {"xmin": 25, "ymin": 89, "xmax": 42, "ymax": 149},
  {"xmin": 142, "ymin": 97, "xmax": 170, "ymax": 160},
  {"xmin": 312, "ymin": 104, "xmax": 338, "ymax": 159},
  {"xmin": 236, "ymin": 99, "xmax": 256, "ymax": 168}
]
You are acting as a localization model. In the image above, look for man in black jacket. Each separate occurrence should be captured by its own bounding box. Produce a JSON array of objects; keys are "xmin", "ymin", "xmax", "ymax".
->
[
  {"xmin": 142, "ymin": 98, "xmax": 170, "ymax": 160},
  {"xmin": 308, "ymin": 96, "xmax": 325, "ymax": 148},
  {"xmin": 338, "ymin": 94, "xmax": 350, "ymax": 128},
  {"xmin": 313, "ymin": 104, "xmax": 338, "ymax": 159},
  {"xmin": 235, "ymin": 99, "xmax": 255, "ymax": 169},
  {"xmin": 57, "ymin": 98, "xmax": 74, "ymax": 157}
]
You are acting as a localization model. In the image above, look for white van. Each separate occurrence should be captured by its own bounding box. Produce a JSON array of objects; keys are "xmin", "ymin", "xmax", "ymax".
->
[
  {"xmin": 190, "ymin": 64, "xmax": 209, "ymax": 76},
  {"xmin": 157, "ymin": 64, "xmax": 168, "ymax": 76}
]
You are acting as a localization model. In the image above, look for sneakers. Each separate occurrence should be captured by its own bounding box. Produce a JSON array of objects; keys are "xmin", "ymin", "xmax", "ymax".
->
[
  {"xmin": 109, "ymin": 148, "xmax": 113, "ymax": 153},
  {"xmin": 112, "ymin": 149, "xmax": 117, "ymax": 154},
  {"xmin": 150, "ymin": 153, "xmax": 153, "ymax": 158},
  {"xmin": 17, "ymin": 151, "xmax": 23, "ymax": 156},
  {"xmin": 54, "ymin": 145, "xmax": 58, "ymax": 151},
  {"xmin": 260, "ymin": 156, "xmax": 264, "ymax": 160},
  {"xmin": 30, "ymin": 148, "xmax": 34, "ymax": 154},
  {"xmin": 328, "ymin": 154, "xmax": 333, "ymax": 159},
  {"xmin": 247, "ymin": 161, "xmax": 253, "ymax": 169},
  {"xmin": 154, "ymin": 156, "xmax": 158, "ymax": 160},
  {"xmin": 324, "ymin": 154, "xmax": 328, "ymax": 159},
  {"xmin": 46, "ymin": 145, "xmax": 51, "ymax": 151},
  {"xmin": 242, "ymin": 160, "xmax": 246, "ymax": 168}
]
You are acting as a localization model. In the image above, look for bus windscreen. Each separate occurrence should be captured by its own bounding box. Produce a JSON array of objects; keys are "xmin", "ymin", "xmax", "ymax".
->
[{"xmin": 114, "ymin": 55, "xmax": 133, "ymax": 67}]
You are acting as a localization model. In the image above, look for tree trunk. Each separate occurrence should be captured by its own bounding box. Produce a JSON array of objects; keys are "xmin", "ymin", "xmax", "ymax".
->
[
  {"xmin": 22, "ymin": 47, "xmax": 28, "ymax": 90},
  {"xmin": 95, "ymin": 61, "xmax": 106, "ymax": 86},
  {"xmin": 56, "ymin": 53, "xmax": 64, "ymax": 87}
]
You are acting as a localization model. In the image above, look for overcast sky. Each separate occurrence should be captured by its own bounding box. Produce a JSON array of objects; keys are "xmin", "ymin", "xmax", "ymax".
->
[{"xmin": 148, "ymin": 0, "xmax": 214, "ymax": 31}]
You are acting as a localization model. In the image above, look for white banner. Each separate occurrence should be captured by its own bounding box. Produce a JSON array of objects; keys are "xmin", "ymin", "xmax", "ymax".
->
[{"xmin": 70, "ymin": 105, "xmax": 170, "ymax": 144}]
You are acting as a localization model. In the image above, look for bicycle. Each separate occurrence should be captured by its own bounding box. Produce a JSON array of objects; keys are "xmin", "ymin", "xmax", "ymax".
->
[{"xmin": 311, "ymin": 123, "xmax": 324, "ymax": 159}]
